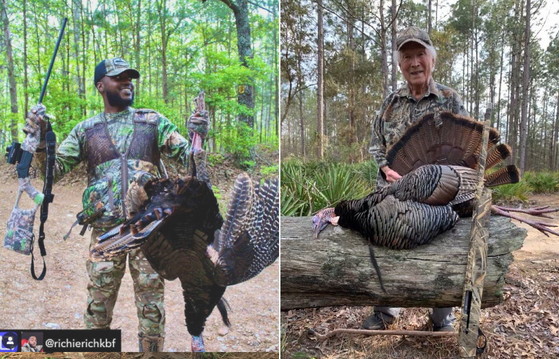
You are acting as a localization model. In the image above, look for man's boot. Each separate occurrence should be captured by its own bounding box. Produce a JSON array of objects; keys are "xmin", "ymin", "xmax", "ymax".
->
[{"xmin": 138, "ymin": 334, "xmax": 164, "ymax": 352}]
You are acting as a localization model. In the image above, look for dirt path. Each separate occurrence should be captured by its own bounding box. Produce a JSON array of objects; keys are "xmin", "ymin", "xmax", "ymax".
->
[
  {"xmin": 282, "ymin": 193, "xmax": 559, "ymax": 358},
  {"xmin": 0, "ymin": 163, "xmax": 279, "ymax": 353}
]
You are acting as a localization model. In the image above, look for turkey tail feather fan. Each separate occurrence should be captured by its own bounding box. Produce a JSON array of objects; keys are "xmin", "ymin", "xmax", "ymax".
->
[
  {"xmin": 386, "ymin": 112, "xmax": 501, "ymax": 175},
  {"xmin": 213, "ymin": 175, "xmax": 279, "ymax": 286}
]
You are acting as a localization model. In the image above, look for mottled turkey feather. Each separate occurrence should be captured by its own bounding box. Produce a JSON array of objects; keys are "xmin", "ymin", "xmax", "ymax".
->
[
  {"xmin": 484, "ymin": 165, "xmax": 520, "ymax": 187},
  {"xmin": 336, "ymin": 195, "xmax": 459, "ymax": 250},
  {"xmin": 486, "ymin": 144, "xmax": 512, "ymax": 169},
  {"xmin": 213, "ymin": 175, "xmax": 280, "ymax": 286},
  {"xmin": 213, "ymin": 173, "xmax": 254, "ymax": 253}
]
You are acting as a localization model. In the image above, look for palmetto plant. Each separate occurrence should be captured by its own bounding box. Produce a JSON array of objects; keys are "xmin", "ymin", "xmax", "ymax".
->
[
  {"xmin": 281, "ymin": 160, "xmax": 373, "ymax": 216},
  {"xmin": 523, "ymin": 171, "xmax": 559, "ymax": 193}
]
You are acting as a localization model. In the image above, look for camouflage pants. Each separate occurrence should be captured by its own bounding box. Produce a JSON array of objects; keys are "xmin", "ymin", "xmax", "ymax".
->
[{"xmin": 84, "ymin": 228, "xmax": 165, "ymax": 337}]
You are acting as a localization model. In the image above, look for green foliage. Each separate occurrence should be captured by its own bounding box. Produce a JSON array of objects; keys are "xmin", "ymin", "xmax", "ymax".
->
[
  {"xmin": 281, "ymin": 160, "xmax": 315, "ymax": 216},
  {"xmin": 218, "ymin": 121, "xmax": 258, "ymax": 168},
  {"xmin": 211, "ymin": 184, "xmax": 226, "ymax": 216},
  {"xmin": 281, "ymin": 159, "xmax": 372, "ymax": 216},
  {"xmin": 522, "ymin": 171, "xmax": 559, "ymax": 194},
  {"xmin": 492, "ymin": 182, "xmax": 531, "ymax": 203},
  {"xmin": 260, "ymin": 164, "xmax": 279, "ymax": 176},
  {"xmin": 207, "ymin": 152, "xmax": 226, "ymax": 166},
  {"xmin": 351, "ymin": 160, "xmax": 379, "ymax": 187},
  {"xmin": 135, "ymin": 97, "xmax": 185, "ymax": 130},
  {"xmin": 1, "ymin": 0, "xmax": 278, "ymax": 157}
]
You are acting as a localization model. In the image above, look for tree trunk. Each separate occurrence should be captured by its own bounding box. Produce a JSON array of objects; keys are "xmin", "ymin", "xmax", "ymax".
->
[
  {"xmin": 553, "ymin": 91, "xmax": 559, "ymax": 171},
  {"xmin": 72, "ymin": 0, "xmax": 85, "ymax": 103},
  {"xmin": 347, "ymin": 14, "xmax": 357, "ymax": 162},
  {"xmin": 134, "ymin": 0, "xmax": 142, "ymax": 99},
  {"xmin": 221, "ymin": 0, "xmax": 255, "ymax": 128},
  {"xmin": 518, "ymin": 0, "xmax": 531, "ymax": 174},
  {"xmin": 427, "ymin": 0, "xmax": 432, "ymax": 34},
  {"xmin": 298, "ymin": 91, "xmax": 305, "ymax": 158},
  {"xmin": 157, "ymin": 0, "xmax": 169, "ymax": 104},
  {"xmin": 390, "ymin": 0, "xmax": 397, "ymax": 92},
  {"xmin": 23, "ymin": 0, "xmax": 28, "ymax": 114},
  {"xmin": 281, "ymin": 216, "xmax": 526, "ymax": 310},
  {"xmin": 1, "ymin": 0, "xmax": 18, "ymax": 140},
  {"xmin": 316, "ymin": 0, "xmax": 324, "ymax": 160},
  {"xmin": 379, "ymin": 0, "xmax": 388, "ymax": 98},
  {"xmin": 497, "ymin": 42, "xmax": 504, "ymax": 131}
]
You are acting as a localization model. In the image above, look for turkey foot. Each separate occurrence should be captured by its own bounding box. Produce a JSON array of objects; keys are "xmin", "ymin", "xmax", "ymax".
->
[
  {"xmin": 491, "ymin": 205, "xmax": 559, "ymax": 237},
  {"xmin": 492, "ymin": 205, "xmax": 558, "ymax": 218}
]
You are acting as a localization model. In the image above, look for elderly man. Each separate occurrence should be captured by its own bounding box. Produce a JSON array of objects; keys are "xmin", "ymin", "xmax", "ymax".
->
[
  {"xmin": 23, "ymin": 57, "xmax": 207, "ymax": 351},
  {"xmin": 365, "ymin": 27, "xmax": 468, "ymax": 331}
]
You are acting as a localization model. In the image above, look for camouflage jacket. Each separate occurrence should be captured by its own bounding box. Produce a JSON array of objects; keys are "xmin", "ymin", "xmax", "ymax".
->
[
  {"xmin": 369, "ymin": 79, "xmax": 468, "ymax": 169},
  {"xmin": 35, "ymin": 107, "xmax": 191, "ymax": 229}
]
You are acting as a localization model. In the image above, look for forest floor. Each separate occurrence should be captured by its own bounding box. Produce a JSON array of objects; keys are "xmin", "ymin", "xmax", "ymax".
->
[
  {"xmin": 0, "ymin": 152, "xmax": 279, "ymax": 354},
  {"xmin": 282, "ymin": 193, "xmax": 559, "ymax": 358}
]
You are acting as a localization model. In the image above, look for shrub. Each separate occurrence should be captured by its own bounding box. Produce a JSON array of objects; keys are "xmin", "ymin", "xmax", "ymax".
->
[
  {"xmin": 492, "ymin": 182, "xmax": 531, "ymax": 203},
  {"xmin": 281, "ymin": 159, "xmax": 373, "ymax": 216},
  {"xmin": 523, "ymin": 171, "xmax": 559, "ymax": 193}
]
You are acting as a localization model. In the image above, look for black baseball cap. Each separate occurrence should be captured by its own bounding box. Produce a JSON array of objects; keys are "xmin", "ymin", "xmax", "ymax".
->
[{"xmin": 94, "ymin": 57, "xmax": 140, "ymax": 85}]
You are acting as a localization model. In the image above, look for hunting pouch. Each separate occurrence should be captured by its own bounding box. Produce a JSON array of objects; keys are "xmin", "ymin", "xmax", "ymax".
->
[
  {"xmin": 4, "ymin": 179, "xmax": 43, "ymax": 255},
  {"xmin": 82, "ymin": 173, "xmax": 123, "ymax": 229}
]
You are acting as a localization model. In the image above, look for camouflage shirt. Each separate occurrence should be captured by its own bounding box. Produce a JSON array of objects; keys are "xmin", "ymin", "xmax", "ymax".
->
[
  {"xmin": 369, "ymin": 79, "xmax": 468, "ymax": 168},
  {"xmin": 35, "ymin": 107, "xmax": 191, "ymax": 228}
]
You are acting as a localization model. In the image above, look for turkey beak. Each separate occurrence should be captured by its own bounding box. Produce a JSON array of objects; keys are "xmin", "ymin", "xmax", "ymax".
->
[{"xmin": 312, "ymin": 215, "xmax": 329, "ymax": 239}]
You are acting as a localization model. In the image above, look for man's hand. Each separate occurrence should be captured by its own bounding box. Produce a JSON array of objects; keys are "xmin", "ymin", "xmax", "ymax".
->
[
  {"xmin": 23, "ymin": 104, "xmax": 47, "ymax": 136},
  {"xmin": 22, "ymin": 104, "xmax": 48, "ymax": 152},
  {"xmin": 381, "ymin": 165, "xmax": 402, "ymax": 183}
]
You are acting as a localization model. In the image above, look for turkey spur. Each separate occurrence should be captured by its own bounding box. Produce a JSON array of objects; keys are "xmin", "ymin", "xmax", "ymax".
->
[
  {"xmin": 91, "ymin": 173, "xmax": 279, "ymax": 352},
  {"xmin": 313, "ymin": 112, "xmax": 558, "ymax": 291}
]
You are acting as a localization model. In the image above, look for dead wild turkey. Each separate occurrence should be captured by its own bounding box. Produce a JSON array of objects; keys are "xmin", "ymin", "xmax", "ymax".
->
[
  {"xmin": 313, "ymin": 112, "xmax": 558, "ymax": 291},
  {"xmin": 90, "ymin": 97, "xmax": 278, "ymax": 352},
  {"xmin": 91, "ymin": 173, "xmax": 278, "ymax": 352}
]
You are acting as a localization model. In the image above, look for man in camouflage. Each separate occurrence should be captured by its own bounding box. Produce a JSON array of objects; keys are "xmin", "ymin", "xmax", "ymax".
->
[
  {"xmin": 365, "ymin": 27, "xmax": 468, "ymax": 332},
  {"xmin": 24, "ymin": 57, "xmax": 207, "ymax": 351}
]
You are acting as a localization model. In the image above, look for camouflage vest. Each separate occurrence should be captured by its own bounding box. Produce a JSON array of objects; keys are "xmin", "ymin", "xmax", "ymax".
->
[{"xmin": 82, "ymin": 109, "xmax": 161, "ymax": 229}]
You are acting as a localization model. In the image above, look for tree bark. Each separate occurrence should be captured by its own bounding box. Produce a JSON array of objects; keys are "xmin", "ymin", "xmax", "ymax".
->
[
  {"xmin": 281, "ymin": 216, "xmax": 526, "ymax": 310},
  {"xmin": 553, "ymin": 91, "xmax": 559, "ymax": 171},
  {"xmin": 518, "ymin": 0, "xmax": 531, "ymax": 174},
  {"xmin": 316, "ymin": 0, "xmax": 324, "ymax": 160},
  {"xmin": 1, "ymin": 0, "xmax": 18, "ymax": 140},
  {"xmin": 156, "ymin": 0, "xmax": 170, "ymax": 104},
  {"xmin": 390, "ymin": 0, "xmax": 397, "ymax": 92},
  {"xmin": 427, "ymin": 0, "xmax": 432, "ymax": 34},
  {"xmin": 72, "ymin": 0, "xmax": 85, "ymax": 103},
  {"xmin": 220, "ymin": 0, "xmax": 255, "ymax": 128},
  {"xmin": 23, "ymin": 0, "xmax": 28, "ymax": 114},
  {"xmin": 379, "ymin": 0, "xmax": 388, "ymax": 98}
]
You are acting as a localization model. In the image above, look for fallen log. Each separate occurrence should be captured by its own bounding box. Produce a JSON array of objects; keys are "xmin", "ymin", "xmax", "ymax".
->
[{"xmin": 281, "ymin": 216, "xmax": 526, "ymax": 310}]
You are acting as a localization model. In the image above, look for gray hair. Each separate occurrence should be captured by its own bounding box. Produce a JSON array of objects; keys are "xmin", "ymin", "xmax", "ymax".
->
[{"xmin": 394, "ymin": 44, "xmax": 437, "ymax": 64}]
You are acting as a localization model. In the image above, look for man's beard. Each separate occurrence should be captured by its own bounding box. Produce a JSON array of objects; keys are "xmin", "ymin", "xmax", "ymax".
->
[{"xmin": 106, "ymin": 89, "xmax": 134, "ymax": 108}]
